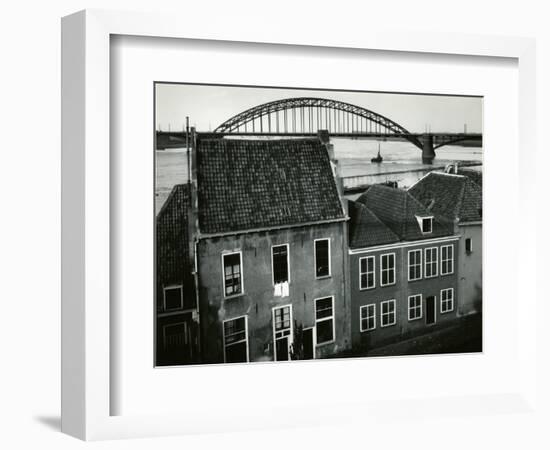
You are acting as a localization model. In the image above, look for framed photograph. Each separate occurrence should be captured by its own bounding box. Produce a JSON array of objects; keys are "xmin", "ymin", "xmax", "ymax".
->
[{"xmin": 61, "ymin": 9, "xmax": 537, "ymax": 440}]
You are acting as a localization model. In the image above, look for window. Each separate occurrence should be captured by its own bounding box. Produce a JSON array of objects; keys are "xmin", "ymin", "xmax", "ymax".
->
[
  {"xmin": 380, "ymin": 253, "xmax": 396, "ymax": 286},
  {"xmin": 162, "ymin": 322, "xmax": 187, "ymax": 350},
  {"xmin": 273, "ymin": 306, "xmax": 292, "ymax": 336},
  {"xmin": 441, "ymin": 244, "xmax": 454, "ymax": 275},
  {"xmin": 380, "ymin": 300, "xmax": 396, "ymax": 327},
  {"xmin": 223, "ymin": 316, "xmax": 248, "ymax": 363},
  {"xmin": 163, "ymin": 286, "xmax": 183, "ymax": 311},
  {"xmin": 408, "ymin": 294, "xmax": 423, "ymax": 320},
  {"xmin": 465, "ymin": 238, "xmax": 473, "ymax": 253},
  {"xmin": 440, "ymin": 288, "xmax": 454, "ymax": 313},
  {"xmin": 222, "ymin": 252, "xmax": 242, "ymax": 297},
  {"xmin": 314, "ymin": 239, "xmax": 331, "ymax": 278},
  {"xmin": 315, "ymin": 296, "xmax": 334, "ymax": 344},
  {"xmin": 359, "ymin": 256, "xmax": 375, "ymax": 289},
  {"xmin": 360, "ymin": 304, "xmax": 376, "ymax": 331},
  {"xmin": 424, "ymin": 247, "xmax": 438, "ymax": 278},
  {"xmin": 408, "ymin": 249, "xmax": 422, "ymax": 281},
  {"xmin": 417, "ymin": 216, "xmax": 433, "ymax": 234},
  {"xmin": 272, "ymin": 244, "xmax": 289, "ymax": 284}
]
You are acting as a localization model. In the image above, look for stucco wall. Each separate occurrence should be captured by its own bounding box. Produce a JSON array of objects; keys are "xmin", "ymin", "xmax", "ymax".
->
[
  {"xmin": 349, "ymin": 239, "xmax": 459, "ymax": 351},
  {"xmin": 457, "ymin": 223, "xmax": 483, "ymax": 315},
  {"xmin": 197, "ymin": 221, "xmax": 350, "ymax": 363}
]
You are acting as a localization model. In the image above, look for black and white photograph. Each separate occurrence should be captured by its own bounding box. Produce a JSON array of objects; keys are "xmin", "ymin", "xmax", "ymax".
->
[{"xmin": 154, "ymin": 83, "xmax": 483, "ymax": 366}]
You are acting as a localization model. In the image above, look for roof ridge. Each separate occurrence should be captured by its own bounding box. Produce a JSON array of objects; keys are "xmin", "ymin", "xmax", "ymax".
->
[{"xmin": 457, "ymin": 178, "xmax": 467, "ymax": 218}]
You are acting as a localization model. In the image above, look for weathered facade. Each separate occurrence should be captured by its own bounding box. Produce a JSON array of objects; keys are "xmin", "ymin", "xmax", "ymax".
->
[
  {"xmin": 197, "ymin": 222, "xmax": 348, "ymax": 363},
  {"xmin": 347, "ymin": 185, "xmax": 460, "ymax": 351}
]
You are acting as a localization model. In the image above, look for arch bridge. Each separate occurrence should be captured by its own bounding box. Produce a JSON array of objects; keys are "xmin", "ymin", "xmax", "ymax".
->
[{"xmin": 211, "ymin": 97, "xmax": 482, "ymax": 163}]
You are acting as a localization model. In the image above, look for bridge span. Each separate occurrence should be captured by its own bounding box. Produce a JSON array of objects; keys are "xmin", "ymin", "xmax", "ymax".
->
[{"xmin": 157, "ymin": 97, "xmax": 482, "ymax": 163}]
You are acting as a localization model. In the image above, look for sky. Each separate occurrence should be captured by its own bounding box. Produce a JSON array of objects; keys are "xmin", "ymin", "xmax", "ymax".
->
[{"xmin": 155, "ymin": 83, "xmax": 482, "ymax": 134}]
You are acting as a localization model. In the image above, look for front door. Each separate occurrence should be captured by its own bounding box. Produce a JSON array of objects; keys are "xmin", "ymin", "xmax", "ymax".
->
[
  {"xmin": 273, "ymin": 305, "xmax": 293, "ymax": 361},
  {"xmin": 426, "ymin": 296, "xmax": 436, "ymax": 325},
  {"xmin": 302, "ymin": 327, "xmax": 315, "ymax": 360}
]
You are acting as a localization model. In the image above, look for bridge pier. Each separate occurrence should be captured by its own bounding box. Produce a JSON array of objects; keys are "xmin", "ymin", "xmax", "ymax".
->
[{"xmin": 421, "ymin": 134, "xmax": 436, "ymax": 164}]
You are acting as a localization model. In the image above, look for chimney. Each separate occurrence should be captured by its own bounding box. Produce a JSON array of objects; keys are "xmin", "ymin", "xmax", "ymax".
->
[{"xmin": 318, "ymin": 129, "xmax": 345, "ymax": 206}]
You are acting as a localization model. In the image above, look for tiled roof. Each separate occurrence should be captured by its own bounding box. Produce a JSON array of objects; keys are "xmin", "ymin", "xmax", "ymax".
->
[
  {"xmin": 457, "ymin": 168, "xmax": 483, "ymax": 189},
  {"xmin": 355, "ymin": 184, "xmax": 454, "ymax": 241},
  {"xmin": 196, "ymin": 138, "xmax": 345, "ymax": 234},
  {"xmin": 156, "ymin": 184, "xmax": 194, "ymax": 299},
  {"xmin": 348, "ymin": 201, "xmax": 400, "ymax": 248},
  {"xmin": 408, "ymin": 172, "xmax": 482, "ymax": 223}
]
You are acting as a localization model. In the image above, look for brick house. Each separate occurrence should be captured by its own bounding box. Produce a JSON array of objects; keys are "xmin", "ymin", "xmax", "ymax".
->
[
  {"xmin": 156, "ymin": 132, "xmax": 351, "ymax": 365},
  {"xmin": 347, "ymin": 184, "xmax": 460, "ymax": 351},
  {"xmin": 408, "ymin": 170, "xmax": 482, "ymax": 315}
]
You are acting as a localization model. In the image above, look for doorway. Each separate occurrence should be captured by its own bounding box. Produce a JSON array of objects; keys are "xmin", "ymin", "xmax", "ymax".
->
[
  {"xmin": 426, "ymin": 296, "xmax": 436, "ymax": 325},
  {"xmin": 302, "ymin": 327, "xmax": 315, "ymax": 360},
  {"xmin": 273, "ymin": 305, "xmax": 293, "ymax": 361}
]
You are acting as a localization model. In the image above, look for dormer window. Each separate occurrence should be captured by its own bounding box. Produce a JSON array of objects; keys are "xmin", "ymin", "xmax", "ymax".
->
[{"xmin": 416, "ymin": 216, "xmax": 433, "ymax": 234}]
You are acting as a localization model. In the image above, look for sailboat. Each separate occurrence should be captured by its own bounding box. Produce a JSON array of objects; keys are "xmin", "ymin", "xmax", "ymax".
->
[{"xmin": 371, "ymin": 142, "xmax": 383, "ymax": 163}]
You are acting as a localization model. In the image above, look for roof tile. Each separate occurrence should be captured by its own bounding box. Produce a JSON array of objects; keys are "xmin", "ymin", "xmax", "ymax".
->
[
  {"xmin": 196, "ymin": 138, "xmax": 345, "ymax": 234},
  {"xmin": 355, "ymin": 184, "xmax": 454, "ymax": 241},
  {"xmin": 348, "ymin": 201, "xmax": 400, "ymax": 248},
  {"xmin": 408, "ymin": 172, "xmax": 482, "ymax": 223}
]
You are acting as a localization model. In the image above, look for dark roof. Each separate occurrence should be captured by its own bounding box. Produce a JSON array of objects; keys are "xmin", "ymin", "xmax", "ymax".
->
[
  {"xmin": 355, "ymin": 184, "xmax": 454, "ymax": 241},
  {"xmin": 408, "ymin": 172, "xmax": 482, "ymax": 223},
  {"xmin": 156, "ymin": 184, "xmax": 194, "ymax": 293},
  {"xmin": 457, "ymin": 168, "xmax": 483, "ymax": 189},
  {"xmin": 196, "ymin": 138, "xmax": 345, "ymax": 234},
  {"xmin": 348, "ymin": 201, "xmax": 400, "ymax": 248}
]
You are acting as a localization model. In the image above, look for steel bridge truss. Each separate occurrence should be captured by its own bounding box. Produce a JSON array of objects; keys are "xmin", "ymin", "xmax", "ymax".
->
[{"xmin": 214, "ymin": 97, "xmax": 424, "ymax": 149}]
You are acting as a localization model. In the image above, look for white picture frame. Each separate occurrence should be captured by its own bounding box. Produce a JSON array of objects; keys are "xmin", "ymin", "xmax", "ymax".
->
[{"xmin": 61, "ymin": 9, "xmax": 537, "ymax": 441}]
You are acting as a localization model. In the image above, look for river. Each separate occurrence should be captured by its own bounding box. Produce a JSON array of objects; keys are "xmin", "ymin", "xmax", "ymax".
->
[{"xmin": 155, "ymin": 138, "xmax": 482, "ymax": 214}]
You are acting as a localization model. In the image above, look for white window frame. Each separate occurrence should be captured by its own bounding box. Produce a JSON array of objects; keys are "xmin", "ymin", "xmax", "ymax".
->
[
  {"xmin": 440, "ymin": 288, "xmax": 454, "ymax": 313},
  {"xmin": 441, "ymin": 244, "xmax": 454, "ymax": 275},
  {"xmin": 163, "ymin": 285, "xmax": 183, "ymax": 311},
  {"xmin": 314, "ymin": 238, "xmax": 332, "ymax": 279},
  {"xmin": 314, "ymin": 296, "xmax": 335, "ymax": 346},
  {"xmin": 407, "ymin": 249, "xmax": 423, "ymax": 281},
  {"xmin": 359, "ymin": 255, "xmax": 376, "ymax": 290},
  {"xmin": 416, "ymin": 215, "xmax": 434, "ymax": 234},
  {"xmin": 360, "ymin": 304, "xmax": 376, "ymax": 332},
  {"xmin": 271, "ymin": 243, "xmax": 290, "ymax": 285},
  {"xmin": 424, "ymin": 247, "xmax": 439, "ymax": 278},
  {"xmin": 380, "ymin": 299, "xmax": 397, "ymax": 327},
  {"xmin": 222, "ymin": 315, "xmax": 249, "ymax": 363},
  {"xmin": 380, "ymin": 252, "xmax": 396, "ymax": 287},
  {"xmin": 221, "ymin": 251, "xmax": 243, "ymax": 298},
  {"xmin": 408, "ymin": 294, "xmax": 423, "ymax": 321}
]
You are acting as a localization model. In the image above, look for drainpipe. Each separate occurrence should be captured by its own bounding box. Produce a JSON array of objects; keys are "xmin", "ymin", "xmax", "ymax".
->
[{"xmin": 187, "ymin": 128, "xmax": 202, "ymax": 361}]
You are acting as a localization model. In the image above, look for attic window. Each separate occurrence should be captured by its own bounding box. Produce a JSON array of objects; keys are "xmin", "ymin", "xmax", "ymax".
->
[
  {"xmin": 164, "ymin": 285, "xmax": 183, "ymax": 311},
  {"xmin": 417, "ymin": 216, "xmax": 433, "ymax": 234}
]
